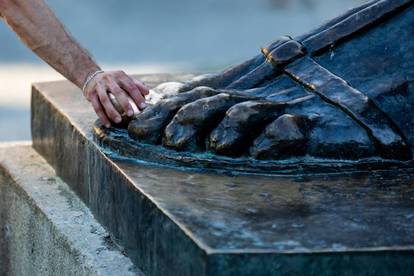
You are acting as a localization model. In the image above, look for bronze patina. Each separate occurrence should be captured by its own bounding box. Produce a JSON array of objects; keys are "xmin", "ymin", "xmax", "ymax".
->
[{"xmin": 95, "ymin": 0, "xmax": 414, "ymax": 174}]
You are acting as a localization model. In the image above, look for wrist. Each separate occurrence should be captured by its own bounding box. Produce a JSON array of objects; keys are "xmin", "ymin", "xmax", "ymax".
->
[
  {"xmin": 77, "ymin": 64, "xmax": 101, "ymax": 88},
  {"xmin": 82, "ymin": 70, "xmax": 104, "ymax": 94}
]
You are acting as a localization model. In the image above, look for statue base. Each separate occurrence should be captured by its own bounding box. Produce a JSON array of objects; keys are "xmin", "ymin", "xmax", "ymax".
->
[{"xmin": 31, "ymin": 75, "xmax": 414, "ymax": 275}]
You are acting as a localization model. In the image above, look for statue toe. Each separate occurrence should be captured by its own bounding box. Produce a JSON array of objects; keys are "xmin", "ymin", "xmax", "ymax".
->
[
  {"xmin": 208, "ymin": 101, "xmax": 283, "ymax": 156},
  {"xmin": 308, "ymin": 122, "xmax": 377, "ymax": 160},
  {"xmin": 250, "ymin": 114, "xmax": 311, "ymax": 160},
  {"xmin": 162, "ymin": 93, "xmax": 249, "ymax": 151},
  {"xmin": 128, "ymin": 86, "xmax": 218, "ymax": 144}
]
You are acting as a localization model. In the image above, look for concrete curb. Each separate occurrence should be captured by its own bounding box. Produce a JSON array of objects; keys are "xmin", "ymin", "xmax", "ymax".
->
[{"xmin": 0, "ymin": 142, "xmax": 141, "ymax": 276}]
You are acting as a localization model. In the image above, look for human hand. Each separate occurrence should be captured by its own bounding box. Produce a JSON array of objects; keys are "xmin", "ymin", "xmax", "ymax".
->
[{"xmin": 83, "ymin": 70, "xmax": 149, "ymax": 128}]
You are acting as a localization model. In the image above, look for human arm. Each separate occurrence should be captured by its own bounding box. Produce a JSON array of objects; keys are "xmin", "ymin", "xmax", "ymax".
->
[{"xmin": 0, "ymin": 0, "xmax": 148, "ymax": 127}]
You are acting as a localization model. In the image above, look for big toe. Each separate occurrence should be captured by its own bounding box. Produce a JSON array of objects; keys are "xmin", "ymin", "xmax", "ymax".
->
[{"xmin": 147, "ymin": 82, "xmax": 186, "ymax": 104}]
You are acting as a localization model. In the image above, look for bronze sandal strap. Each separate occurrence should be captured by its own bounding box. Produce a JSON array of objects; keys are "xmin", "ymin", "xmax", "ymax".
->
[
  {"xmin": 284, "ymin": 57, "xmax": 411, "ymax": 160},
  {"xmin": 261, "ymin": 36, "xmax": 306, "ymax": 67},
  {"xmin": 296, "ymin": 0, "xmax": 383, "ymax": 42},
  {"xmin": 261, "ymin": 0, "xmax": 413, "ymax": 68},
  {"xmin": 302, "ymin": 0, "xmax": 414, "ymax": 53}
]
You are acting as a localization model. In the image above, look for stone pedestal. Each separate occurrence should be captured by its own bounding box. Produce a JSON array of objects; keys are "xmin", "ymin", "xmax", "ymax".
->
[
  {"xmin": 0, "ymin": 142, "xmax": 139, "ymax": 275},
  {"xmin": 31, "ymin": 75, "xmax": 414, "ymax": 276}
]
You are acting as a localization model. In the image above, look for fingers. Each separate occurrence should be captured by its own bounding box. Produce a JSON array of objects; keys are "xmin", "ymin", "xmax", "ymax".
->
[
  {"xmin": 133, "ymin": 78, "xmax": 150, "ymax": 96},
  {"xmin": 96, "ymin": 83, "xmax": 122, "ymax": 124},
  {"xmin": 118, "ymin": 76, "xmax": 147, "ymax": 110},
  {"xmin": 90, "ymin": 95, "xmax": 111, "ymax": 128},
  {"xmin": 106, "ymin": 75, "xmax": 134, "ymax": 117},
  {"xmin": 83, "ymin": 70, "xmax": 151, "ymax": 126}
]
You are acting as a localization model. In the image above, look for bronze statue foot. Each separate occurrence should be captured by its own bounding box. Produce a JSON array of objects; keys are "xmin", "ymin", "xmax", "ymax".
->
[{"xmin": 96, "ymin": 0, "xmax": 414, "ymax": 172}]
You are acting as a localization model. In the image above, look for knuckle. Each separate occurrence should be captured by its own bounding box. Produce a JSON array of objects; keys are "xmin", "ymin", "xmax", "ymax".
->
[
  {"xmin": 123, "ymin": 82, "xmax": 135, "ymax": 92},
  {"xmin": 132, "ymin": 94, "xmax": 143, "ymax": 102},
  {"xmin": 110, "ymin": 85, "xmax": 122, "ymax": 95},
  {"xmin": 100, "ymin": 96, "xmax": 110, "ymax": 105},
  {"xmin": 111, "ymin": 71, "xmax": 122, "ymax": 78},
  {"xmin": 103, "ymin": 104, "xmax": 116, "ymax": 115},
  {"xmin": 97, "ymin": 80, "xmax": 106, "ymax": 87},
  {"xmin": 103, "ymin": 74, "xmax": 112, "ymax": 82},
  {"xmin": 130, "ymin": 88, "xmax": 141, "ymax": 96},
  {"xmin": 134, "ymin": 92, "xmax": 144, "ymax": 100}
]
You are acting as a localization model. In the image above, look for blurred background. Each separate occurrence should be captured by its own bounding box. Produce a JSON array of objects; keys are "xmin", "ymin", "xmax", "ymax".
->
[{"xmin": 0, "ymin": 0, "xmax": 365, "ymax": 141}]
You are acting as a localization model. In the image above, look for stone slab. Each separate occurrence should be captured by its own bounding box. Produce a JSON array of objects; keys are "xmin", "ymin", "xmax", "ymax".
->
[
  {"xmin": 31, "ymin": 75, "xmax": 414, "ymax": 275},
  {"xmin": 0, "ymin": 142, "xmax": 140, "ymax": 276}
]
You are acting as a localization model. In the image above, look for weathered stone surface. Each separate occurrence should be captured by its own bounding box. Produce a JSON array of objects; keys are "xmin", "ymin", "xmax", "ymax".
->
[
  {"xmin": 32, "ymin": 76, "xmax": 414, "ymax": 275},
  {"xmin": 0, "ymin": 142, "xmax": 139, "ymax": 276}
]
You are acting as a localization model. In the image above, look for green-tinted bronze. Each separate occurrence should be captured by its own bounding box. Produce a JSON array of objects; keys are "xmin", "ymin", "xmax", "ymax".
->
[{"xmin": 97, "ymin": 0, "xmax": 414, "ymax": 174}]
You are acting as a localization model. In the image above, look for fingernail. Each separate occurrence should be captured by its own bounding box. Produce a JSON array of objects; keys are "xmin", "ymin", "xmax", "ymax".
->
[
  {"xmin": 127, "ymin": 109, "xmax": 134, "ymax": 117},
  {"xmin": 115, "ymin": 116, "xmax": 122, "ymax": 123},
  {"xmin": 105, "ymin": 123, "xmax": 111, "ymax": 128},
  {"xmin": 139, "ymin": 102, "xmax": 147, "ymax": 109}
]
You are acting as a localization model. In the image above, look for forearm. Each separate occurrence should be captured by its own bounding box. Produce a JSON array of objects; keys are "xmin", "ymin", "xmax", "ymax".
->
[
  {"xmin": 0, "ymin": 0, "xmax": 99, "ymax": 87},
  {"xmin": 0, "ymin": 0, "xmax": 149, "ymax": 126}
]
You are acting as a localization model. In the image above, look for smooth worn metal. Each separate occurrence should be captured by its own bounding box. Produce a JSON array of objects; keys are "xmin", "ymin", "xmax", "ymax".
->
[{"xmin": 98, "ymin": 0, "xmax": 414, "ymax": 174}]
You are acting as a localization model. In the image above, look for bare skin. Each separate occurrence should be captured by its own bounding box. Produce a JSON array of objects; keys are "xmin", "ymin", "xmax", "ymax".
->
[{"xmin": 0, "ymin": 0, "xmax": 149, "ymax": 127}]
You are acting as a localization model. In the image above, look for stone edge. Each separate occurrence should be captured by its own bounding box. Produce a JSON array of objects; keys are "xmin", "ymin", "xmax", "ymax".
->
[{"xmin": 0, "ymin": 142, "xmax": 140, "ymax": 275}]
